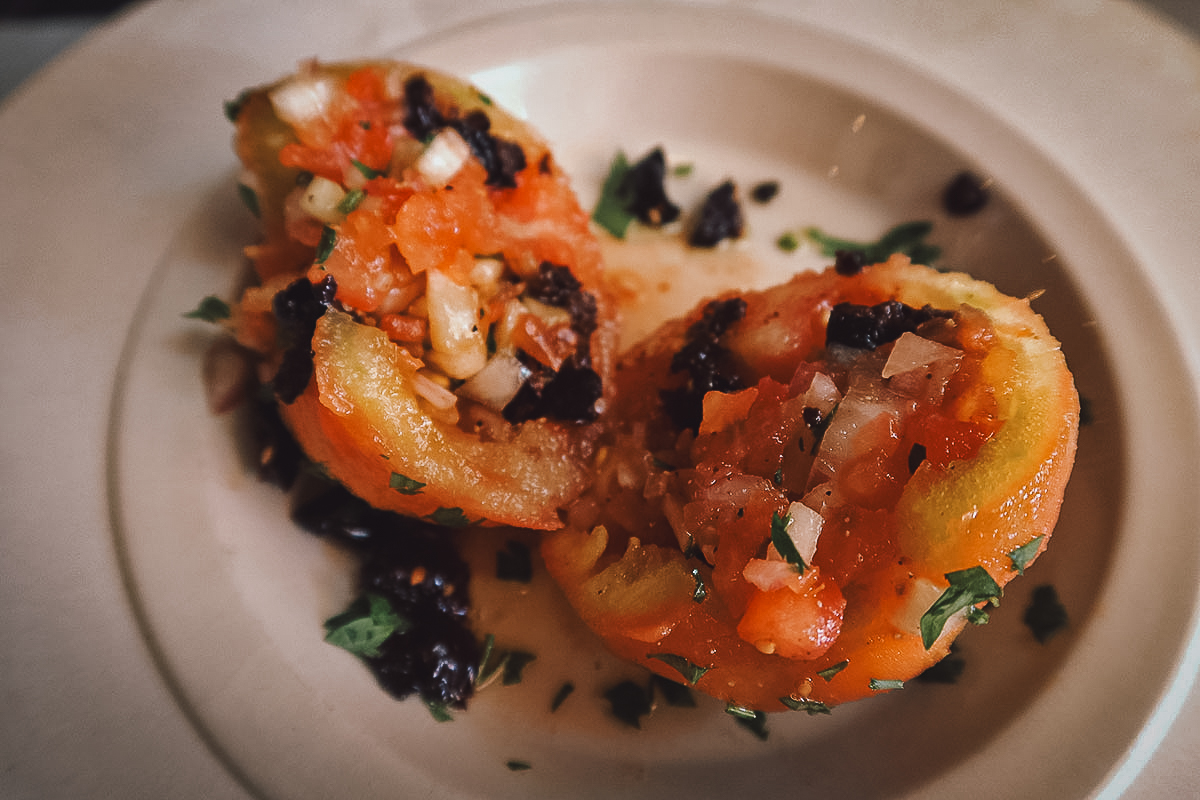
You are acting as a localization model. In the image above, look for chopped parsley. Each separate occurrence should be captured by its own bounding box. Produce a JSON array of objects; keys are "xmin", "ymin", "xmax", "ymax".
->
[
  {"xmin": 337, "ymin": 187, "xmax": 366, "ymax": 215},
  {"xmin": 323, "ymin": 593, "xmax": 410, "ymax": 658},
  {"xmin": 315, "ymin": 225, "xmax": 337, "ymax": 263},
  {"xmin": 672, "ymin": 162, "xmax": 694, "ymax": 178},
  {"xmin": 591, "ymin": 151, "xmax": 636, "ymax": 238},
  {"xmin": 868, "ymin": 678, "xmax": 904, "ymax": 691},
  {"xmin": 690, "ymin": 568, "xmax": 707, "ymax": 602},
  {"xmin": 604, "ymin": 680, "xmax": 653, "ymax": 729},
  {"xmin": 236, "ymin": 182, "xmax": 261, "ymax": 218},
  {"xmin": 780, "ymin": 696, "xmax": 832, "ymax": 715},
  {"xmin": 776, "ymin": 231, "xmax": 800, "ymax": 252},
  {"xmin": 769, "ymin": 510, "xmax": 807, "ymax": 573},
  {"xmin": 817, "ymin": 660, "xmax": 849, "ymax": 682},
  {"xmin": 426, "ymin": 507, "xmax": 470, "ymax": 527},
  {"xmin": 920, "ymin": 566, "xmax": 1002, "ymax": 649},
  {"xmin": 496, "ymin": 540, "xmax": 533, "ymax": 583},
  {"xmin": 388, "ymin": 472, "xmax": 426, "ymax": 495},
  {"xmin": 1008, "ymin": 535, "xmax": 1044, "ymax": 575},
  {"xmin": 183, "ymin": 295, "xmax": 231, "ymax": 323},
  {"xmin": 647, "ymin": 653, "xmax": 709, "ymax": 685},
  {"xmin": 550, "ymin": 682, "xmax": 575, "ymax": 712},
  {"xmin": 350, "ymin": 158, "xmax": 384, "ymax": 179},
  {"xmin": 1024, "ymin": 584, "xmax": 1069, "ymax": 643},
  {"xmin": 804, "ymin": 220, "xmax": 942, "ymax": 265},
  {"xmin": 424, "ymin": 698, "xmax": 454, "ymax": 722},
  {"xmin": 502, "ymin": 650, "xmax": 537, "ymax": 685}
]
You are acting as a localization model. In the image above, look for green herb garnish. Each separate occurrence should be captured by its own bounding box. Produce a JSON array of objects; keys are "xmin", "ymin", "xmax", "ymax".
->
[
  {"xmin": 769, "ymin": 510, "xmax": 806, "ymax": 573},
  {"xmin": 690, "ymin": 567, "xmax": 707, "ymax": 602},
  {"xmin": 350, "ymin": 158, "xmax": 383, "ymax": 180},
  {"xmin": 337, "ymin": 187, "xmax": 366, "ymax": 215},
  {"xmin": 388, "ymin": 472, "xmax": 426, "ymax": 495},
  {"xmin": 223, "ymin": 90, "xmax": 250, "ymax": 122},
  {"xmin": 779, "ymin": 696, "xmax": 832, "ymax": 715},
  {"xmin": 777, "ymin": 231, "xmax": 800, "ymax": 252},
  {"xmin": 496, "ymin": 540, "xmax": 533, "ymax": 583},
  {"xmin": 817, "ymin": 660, "xmax": 849, "ymax": 682},
  {"xmin": 869, "ymin": 678, "xmax": 904, "ymax": 691},
  {"xmin": 1008, "ymin": 535, "xmax": 1044, "ymax": 575},
  {"xmin": 550, "ymin": 682, "xmax": 575, "ymax": 712},
  {"xmin": 315, "ymin": 225, "xmax": 337, "ymax": 263},
  {"xmin": 919, "ymin": 566, "xmax": 1002, "ymax": 649},
  {"xmin": 502, "ymin": 650, "xmax": 537, "ymax": 685},
  {"xmin": 323, "ymin": 593, "xmax": 410, "ymax": 658},
  {"xmin": 804, "ymin": 220, "xmax": 941, "ymax": 265},
  {"xmin": 647, "ymin": 653, "xmax": 709, "ymax": 685},
  {"xmin": 725, "ymin": 704, "xmax": 769, "ymax": 740},
  {"xmin": 236, "ymin": 182, "xmax": 260, "ymax": 218},
  {"xmin": 183, "ymin": 295, "xmax": 231, "ymax": 323},
  {"xmin": 672, "ymin": 162, "xmax": 694, "ymax": 178},
  {"xmin": 424, "ymin": 698, "xmax": 454, "ymax": 722},
  {"xmin": 591, "ymin": 151, "xmax": 636, "ymax": 238},
  {"xmin": 426, "ymin": 507, "xmax": 470, "ymax": 527}
]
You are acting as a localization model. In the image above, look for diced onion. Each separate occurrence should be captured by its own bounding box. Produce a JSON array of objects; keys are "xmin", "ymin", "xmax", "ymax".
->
[
  {"xmin": 424, "ymin": 269, "xmax": 488, "ymax": 379},
  {"xmin": 412, "ymin": 370, "xmax": 459, "ymax": 411},
  {"xmin": 782, "ymin": 501, "xmax": 823, "ymax": 566},
  {"xmin": 881, "ymin": 332, "xmax": 961, "ymax": 378},
  {"xmin": 743, "ymin": 559, "xmax": 802, "ymax": 592},
  {"xmin": 268, "ymin": 75, "xmax": 335, "ymax": 127},
  {"xmin": 416, "ymin": 128, "xmax": 472, "ymax": 185},
  {"xmin": 299, "ymin": 175, "xmax": 347, "ymax": 224},
  {"xmin": 891, "ymin": 577, "xmax": 947, "ymax": 636},
  {"xmin": 455, "ymin": 353, "xmax": 529, "ymax": 412}
]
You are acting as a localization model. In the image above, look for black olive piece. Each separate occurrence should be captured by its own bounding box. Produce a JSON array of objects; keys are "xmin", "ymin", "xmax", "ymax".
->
[
  {"xmin": 688, "ymin": 180, "xmax": 744, "ymax": 248},
  {"xmin": 621, "ymin": 148, "xmax": 680, "ymax": 227},
  {"xmin": 834, "ymin": 249, "xmax": 865, "ymax": 276},
  {"xmin": 825, "ymin": 300, "xmax": 952, "ymax": 351},
  {"xmin": 402, "ymin": 74, "xmax": 445, "ymax": 141},
  {"xmin": 749, "ymin": 181, "xmax": 780, "ymax": 203},
  {"xmin": 502, "ymin": 356, "xmax": 603, "ymax": 425},
  {"xmin": 661, "ymin": 297, "xmax": 748, "ymax": 432},
  {"xmin": 943, "ymin": 171, "xmax": 990, "ymax": 216},
  {"xmin": 524, "ymin": 261, "xmax": 598, "ymax": 339},
  {"xmin": 271, "ymin": 275, "xmax": 337, "ymax": 403},
  {"xmin": 364, "ymin": 617, "xmax": 481, "ymax": 707},
  {"xmin": 449, "ymin": 110, "xmax": 526, "ymax": 188}
]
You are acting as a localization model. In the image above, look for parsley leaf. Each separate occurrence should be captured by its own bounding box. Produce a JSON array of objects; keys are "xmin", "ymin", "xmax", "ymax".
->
[
  {"xmin": 647, "ymin": 653, "xmax": 709, "ymax": 685},
  {"xmin": 1008, "ymin": 535, "xmax": 1044, "ymax": 575},
  {"xmin": 236, "ymin": 182, "xmax": 261, "ymax": 218},
  {"xmin": 550, "ymin": 682, "xmax": 575, "ymax": 712},
  {"xmin": 779, "ymin": 696, "xmax": 832, "ymax": 715},
  {"xmin": 690, "ymin": 568, "xmax": 707, "ymax": 602},
  {"xmin": 426, "ymin": 507, "xmax": 470, "ymax": 527},
  {"xmin": 919, "ymin": 566, "xmax": 1002, "ymax": 649},
  {"xmin": 591, "ymin": 151, "xmax": 636, "ymax": 238},
  {"xmin": 496, "ymin": 540, "xmax": 533, "ymax": 583},
  {"xmin": 817, "ymin": 660, "xmax": 849, "ymax": 682},
  {"xmin": 769, "ymin": 510, "xmax": 806, "ymax": 573},
  {"xmin": 804, "ymin": 220, "xmax": 941, "ymax": 265},
  {"xmin": 315, "ymin": 225, "xmax": 337, "ymax": 263},
  {"xmin": 868, "ymin": 678, "xmax": 904, "ymax": 691},
  {"xmin": 183, "ymin": 295, "xmax": 231, "ymax": 323},
  {"xmin": 350, "ymin": 158, "xmax": 383, "ymax": 179},
  {"xmin": 424, "ymin": 698, "xmax": 453, "ymax": 722},
  {"xmin": 388, "ymin": 472, "xmax": 426, "ymax": 495},
  {"xmin": 323, "ymin": 593, "xmax": 410, "ymax": 658},
  {"xmin": 502, "ymin": 650, "xmax": 537, "ymax": 685},
  {"xmin": 337, "ymin": 187, "xmax": 366, "ymax": 215}
]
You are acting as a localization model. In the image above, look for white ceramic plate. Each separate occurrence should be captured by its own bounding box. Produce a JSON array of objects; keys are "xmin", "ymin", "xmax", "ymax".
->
[{"xmin": 7, "ymin": 2, "xmax": 1200, "ymax": 798}]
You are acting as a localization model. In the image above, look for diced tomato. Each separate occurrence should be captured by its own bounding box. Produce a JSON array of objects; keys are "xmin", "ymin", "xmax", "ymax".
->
[{"xmin": 915, "ymin": 411, "xmax": 999, "ymax": 469}]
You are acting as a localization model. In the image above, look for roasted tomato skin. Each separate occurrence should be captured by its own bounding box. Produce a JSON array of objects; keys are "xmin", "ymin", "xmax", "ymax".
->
[{"xmin": 542, "ymin": 256, "xmax": 1079, "ymax": 709}]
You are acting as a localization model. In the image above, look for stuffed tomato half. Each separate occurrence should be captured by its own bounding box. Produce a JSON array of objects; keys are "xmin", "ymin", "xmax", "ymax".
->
[
  {"xmin": 227, "ymin": 61, "xmax": 617, "ymax": 529},
  {"xmin": 542, "ymin": 255, "xmax": 1079, "ymax": 710}
]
